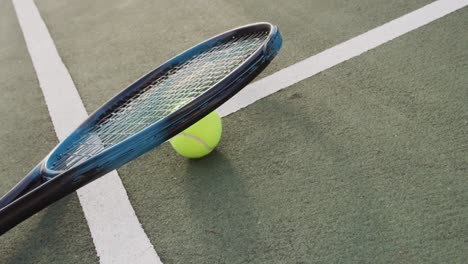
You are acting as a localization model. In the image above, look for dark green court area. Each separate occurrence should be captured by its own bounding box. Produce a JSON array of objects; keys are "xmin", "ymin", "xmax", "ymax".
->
[{"xmin": 0, "ymin": 0, "xmax": 466, "ymax": 263}]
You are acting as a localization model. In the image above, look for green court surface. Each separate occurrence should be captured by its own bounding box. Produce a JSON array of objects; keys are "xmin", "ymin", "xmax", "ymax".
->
[
  {"xmin": 1, "ymin": 0, "xmax": 467, "ymax": 263},
  {"xmin": 0, "ymin": 1, "xmax": 98, "ymax": 263}
]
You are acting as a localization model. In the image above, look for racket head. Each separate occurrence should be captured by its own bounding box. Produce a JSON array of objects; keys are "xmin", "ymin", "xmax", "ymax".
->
[{"xmin": 42, "ymin": 22, "xmax": 282, "ymax": 182}]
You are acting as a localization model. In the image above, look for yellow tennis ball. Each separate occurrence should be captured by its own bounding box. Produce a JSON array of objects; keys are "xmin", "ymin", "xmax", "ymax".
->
[{"xmin": 169, "ymin": 111, "xmax": 222, "ymax": 158}]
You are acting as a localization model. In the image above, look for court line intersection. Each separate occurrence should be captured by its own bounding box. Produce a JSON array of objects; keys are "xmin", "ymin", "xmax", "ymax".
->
[{"xmin": 12, "ymin": 0, "xmax": 468, "ymax": 262}]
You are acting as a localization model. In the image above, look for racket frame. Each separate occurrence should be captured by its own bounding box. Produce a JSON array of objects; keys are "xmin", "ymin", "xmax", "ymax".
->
[{"xmin": 0, "ymin": 22, "xmax": 282, "ymax": 234}]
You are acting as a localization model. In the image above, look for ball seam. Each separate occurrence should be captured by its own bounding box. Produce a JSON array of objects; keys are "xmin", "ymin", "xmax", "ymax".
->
[{"xmin": 179, "ymin": 132, "xmax": 213, "ymax": 151}]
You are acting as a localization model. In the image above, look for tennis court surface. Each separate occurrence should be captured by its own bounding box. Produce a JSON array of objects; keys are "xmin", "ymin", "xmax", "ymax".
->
[{"xmin": 0, "ymin": 0, "xmax": 467, "ymax": 263}]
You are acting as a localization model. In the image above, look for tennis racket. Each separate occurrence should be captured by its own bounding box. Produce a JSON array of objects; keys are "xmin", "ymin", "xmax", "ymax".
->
[{"xmin": 0, "ymin": 22, "xmax": 282, "ymax": 235}]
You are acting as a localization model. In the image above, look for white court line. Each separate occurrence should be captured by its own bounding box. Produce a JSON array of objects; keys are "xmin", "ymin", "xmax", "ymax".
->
[
  {"xmin": 11, "ymin": 0, "xmax": 468, "ymax": 262},
  {"xmin": 218, "ymin": 0, "xmax": 468, "ymax": 117},
  {"xmin": 12, "ymin": 0, "xmax": 162, "ymax": 263}
]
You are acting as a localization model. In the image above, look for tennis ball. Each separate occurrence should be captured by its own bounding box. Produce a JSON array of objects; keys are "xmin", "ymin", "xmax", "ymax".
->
[{"xmin": 169, "ymin": 111, "xmax": 222, "ymax": 158}]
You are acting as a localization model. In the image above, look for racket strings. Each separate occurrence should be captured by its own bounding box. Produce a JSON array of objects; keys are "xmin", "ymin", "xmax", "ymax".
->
[{"xmin": 52, "ymin": 31, "xmax": 269, "ymax": 170}]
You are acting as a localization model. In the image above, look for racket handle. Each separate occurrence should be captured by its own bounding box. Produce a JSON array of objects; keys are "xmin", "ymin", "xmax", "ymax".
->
[
  {"xmin": 0, "ymin": 169, "xmax": 75, "ymax": 235},
  {"xmin": 0, "ymin": 164, "xmax": 43, "ymax": 209}
]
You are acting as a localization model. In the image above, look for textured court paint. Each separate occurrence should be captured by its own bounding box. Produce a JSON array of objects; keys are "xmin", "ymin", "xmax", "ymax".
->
[
  {"xmin": 33, "ymin": 0, "xmax": 454, "ymax": 262},
  {"xmin": 35, "ymin": 0, "xmax": 434, "ymax": 113},
  {"xmin": 219, "ymin": 0, "xmax": 468, "ymax": 116},
  {"xmin": 0, "ymin": 0, "xmax": 98, "ymax": 263},
  {"xmin": 119, "ymin": 9, "xmax": 468, "ymax": 262},
  {"xmin": 12, "ymin": 0, "xmax": 161, "ymax": 263}
]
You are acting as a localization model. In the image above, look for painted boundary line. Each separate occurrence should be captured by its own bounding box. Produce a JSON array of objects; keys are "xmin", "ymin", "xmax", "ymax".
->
[
  {"xmin": 12, "ymin": 0, "xmax": 162, "ymax": 263},
  {"xmin": 218, "ymin": 0, "xmax": 468, "ymax": 117},
  {"xmin": 10, "ymin": 0, "xmax": 468, "ymax": 262}
]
